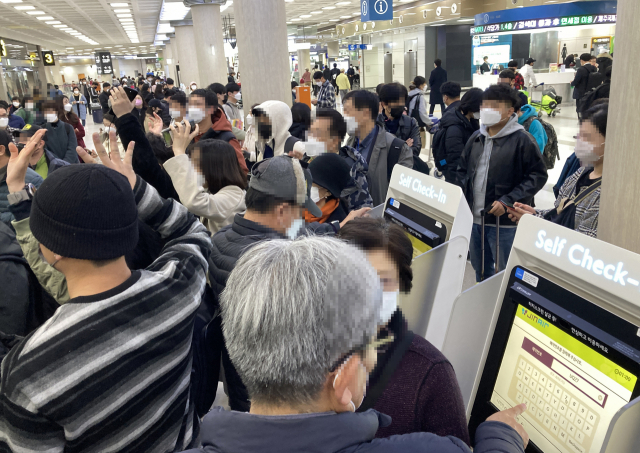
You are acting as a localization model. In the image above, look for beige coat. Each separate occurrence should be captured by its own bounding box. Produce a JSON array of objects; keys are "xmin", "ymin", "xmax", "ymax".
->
[{"xmin": 163, "ymin": 154, "xmax": 246, "ymax": 233}]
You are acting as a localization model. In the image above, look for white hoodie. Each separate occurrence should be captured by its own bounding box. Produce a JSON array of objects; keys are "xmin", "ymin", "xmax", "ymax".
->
[{"xmin": 251, "ymin": 100, "xmax": 305, "ymax": 162}]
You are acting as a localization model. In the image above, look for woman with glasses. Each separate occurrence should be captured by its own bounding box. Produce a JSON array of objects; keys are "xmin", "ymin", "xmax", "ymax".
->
[{"xmin": 186, "ymin": 236, "xmax": 529, "ymax": 453}]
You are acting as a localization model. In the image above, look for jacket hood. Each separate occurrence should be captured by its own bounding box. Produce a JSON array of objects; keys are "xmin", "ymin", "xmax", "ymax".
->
[
  {"xmin": 211, "ymin": 109, "xmax": 233, "ymax": 132},
  {"xmin": 517, "ymin": 104, "xmax": 538, "ymax": 124},
  {"xmin": 256, "ymin": 100, "xmax": 293, "ymax": 156},
  {"xmin": 197, "ymin": 407, "xmax": 390, "ymax": 453},
  {"xmin": 439, "ymin": 106, "xmax": 473, "ymax": 130},
  {"xmin": 480, "ymin": 113, "xmax": 524, "ymax": 140},
  {"xmin": 408, "ymin": 88, "xmax": 424, "ymax": 96}
]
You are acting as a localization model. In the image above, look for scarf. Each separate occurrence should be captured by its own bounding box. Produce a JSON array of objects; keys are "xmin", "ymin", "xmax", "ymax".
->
[{"xmin": 304, "ymin": 198, "xmax": 339, "ymax": 224}]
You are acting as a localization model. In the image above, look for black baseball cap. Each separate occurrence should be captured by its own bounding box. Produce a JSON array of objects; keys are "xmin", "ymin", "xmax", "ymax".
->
[{"xmin": 19, "ymin": 124, "xmax": 43, "ymax": 137}]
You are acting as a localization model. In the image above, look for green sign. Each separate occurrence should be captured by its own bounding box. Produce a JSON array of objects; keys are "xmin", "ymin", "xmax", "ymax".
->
[{"xmin": 472, "ymin": 14, "xmax": 616, "ymax": 35}]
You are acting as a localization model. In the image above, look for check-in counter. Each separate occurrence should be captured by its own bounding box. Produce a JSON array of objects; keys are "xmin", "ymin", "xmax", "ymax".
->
[{"xmin": 473, "ymin": 70, "xmax": 577, "ymax": 106}]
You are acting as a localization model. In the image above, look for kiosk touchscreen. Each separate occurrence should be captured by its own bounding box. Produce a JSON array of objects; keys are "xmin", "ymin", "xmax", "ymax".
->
[
  {"xmin": 384, "ymin": 197, "xmax": 447, "ymax": 258},
  {"xmin": 468, "ymin": 267, "xmax": 640, "ymax": 453}
]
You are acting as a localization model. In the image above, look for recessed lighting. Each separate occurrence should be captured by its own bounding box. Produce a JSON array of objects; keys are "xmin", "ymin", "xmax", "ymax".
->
[
  {"xmin": 310, "ymin": 11, "xmax": 322, "ymax": 14},
  {"xmin": 120, "ymin": 18, "xmax": 134, "ymax": 22},
  {"xmin": 329, "ymin": 19, "xmax": 339, "ymax": 21},
  {"xmin": 340, "ymin": 15, "xmax": 351, "ymax": 18},
  {"xmin": 0, "ymin": 0, "xmax": 24, "ymax": 4},
  {"xmin": 117, "ymin": 14, "xmax": 132, "ymax": 18},
  {"xmin": 113, "ymin": 9, "xmax": 129, "ymax": 13},
  {"xmin": 110, "ymin": 2, "xmax": 129, "ymax": 6},
  {"xmin": 291, "ymin": 18, "xmax": 301, "ymax": 21},
  {"xmin": 46, "ymin": 21, "xmax": 61, "ymax": 24},
  {"xmin": 14, "ymin": 5, "xmax": 34, "ymax": 9},
  {"xmin": 37, "ymin": 16, "xmax": 54, "ymax": 20},
  {"xmin": 115, "ymin": 45, "xmax": 123, "ymax": 47},
  {"xmin": 27, "ymin": 11, "xmax": 44, "ymax": 15},
  {"xmin": 300, "ymin": 14, "xmax": 311, "ymax": 18},
  {"xmin": 457, "ymin": 18, "xmax": 474, "ymax": 22},
  {"xmin": 322, "ymin": 6, "xmax": 336, "ymax": 9}
]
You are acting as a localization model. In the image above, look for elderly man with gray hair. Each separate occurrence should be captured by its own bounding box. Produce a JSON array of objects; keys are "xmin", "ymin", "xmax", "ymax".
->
[{"xmin": 183, "ymin": 236, "xmax": 529, "ymax": 453}]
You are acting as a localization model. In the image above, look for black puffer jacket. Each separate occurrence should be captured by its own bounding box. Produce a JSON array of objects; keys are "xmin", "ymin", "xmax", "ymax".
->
[
  {"xmin": 209, "ymin": 214, "xmax": 287, "ymax": 295},
  {"xmin": 432, "ymin": 101, "xmax": 478, "ymax": 185}
]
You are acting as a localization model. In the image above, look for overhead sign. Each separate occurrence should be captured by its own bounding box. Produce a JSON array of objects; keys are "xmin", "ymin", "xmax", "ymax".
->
[
  {"xmin": 348, "ymin": 44, "xmax": 368, "ymax": 51},
  {"xmin": 361, "ymin": 0, "xmax": 393, "ymax": 22},
  {"xmin": 471, "ymin": 13, "xmax": 616, "ymax": 35},
  {"xmin": 41, "ymin": 50, "xmax": 55, "ymax": 66},
  {"xmin": 95, "ymin": 51, "xmax": 112, "ymax": 74}
]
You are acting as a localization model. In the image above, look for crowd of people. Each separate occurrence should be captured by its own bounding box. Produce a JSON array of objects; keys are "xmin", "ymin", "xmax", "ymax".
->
[{"xmin": 0, "ymin": 52, "xmax": 612, "ymax": 452}]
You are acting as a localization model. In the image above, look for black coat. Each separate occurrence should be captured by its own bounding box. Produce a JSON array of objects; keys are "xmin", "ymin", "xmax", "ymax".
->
[
  {"xmin": 289, "ymin": 121, "xmax": 309, "ymax": 141},
  {"xmin": 323, "ymin": 68, "xmax": 332, "ymax": 82},
  {"xmin": 454, "ymin": 124, "xmax": 548, "ymax": 226},
  {"xmin": 99, "ymin": 90, "xmax": 110, "ymax": 113},
  {"xmin": 377, "ymin": 112, "xmax": 422, "ymax": 157},
  {"xmin": 0, "ymin": 222, "xmax": 31, "ymax": 336},
  {"xmin": 431, "ymin": 101, "xmax": 478, "ymax": 184},
  {"xmin": 131, "ymin": 107, "xmax": 146, "ymax": 126},
  {"xmin": 571, "ymin": 64, "xmax": 597, "ymax": 99},
  {"xmin": 429, "ymin": 67, "xmax": 447, "ymax": 104}
]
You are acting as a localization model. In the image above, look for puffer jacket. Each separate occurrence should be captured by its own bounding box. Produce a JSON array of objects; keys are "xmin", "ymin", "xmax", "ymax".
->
[
  {"xmin": 517, "ymin": 104, "xmax": 547, "ymax": 154},
  {"xmin": 0, "ymin": 167, "xmax": 43, "ymax": 226},
  {"xmin": 431, "ymin": 101, "xmax": 478, "ymax": 185},
  {"xmin": 182, "ymin": 407, "xmax": 525, "ymax": 453}
]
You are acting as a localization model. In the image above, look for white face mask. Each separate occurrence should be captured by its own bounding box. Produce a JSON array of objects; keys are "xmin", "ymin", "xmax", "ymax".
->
[
  {"xmin": 12, "ymin": 101, "xmax": 19, "ymax": 108},
  {"xmin": 343, "ymin": 115, "xmax": 358, "ymax": 135},
  {"xmin": 191, "ymin": 85, "xmax": 197, "ymax": 90},
  {"xmin": 64, "ymin": 103, "xmax": 73, "ymax": 112},
  {"xmin": 0, "ymin": 118, "xmax": 8, "ymax": 128},
  {"xmin": 473, "ymin": 111, "xmax": 482, "ymax": 120},
  {"xmin": 104, "ymin": 126, "xmax": 116, "ymax": 135},
  {"xmin": 170, "ymin": 109, "xmax": 182, "ymax": 119},
  {"xmin": 310, "ymin": 186, "xmax": 323, "ymax": 203},
  {"xmin": 45, "ymin": 113, "xmax": 58, "ymax": 123},
  {"xmin": 234, "ymin": 92, "xmax": 242, "ymax": 101},
  {"xmin": 333, "ymin": 361, "xmax": 367, "ymax": 412},
  {"xmin": 286, "ymin": 218, "xmax": 305, "ymax": 240},
  {"xmin": 380, "ymin": 291, "xmax": 399, "ymax": 323},
  {"xmin": 574, "ymin": 138, "xmax": 603, "ymax": 164},
  {"xmin": 246, "ymin": 114, "xmax": 254, "ymax": 126},
  {"xmin": 196, "ymin": 172, "xmax": 206, "ymax": 188},
  {"xmin": 188, "ymin": 107, "xmax": 206, "ymax": 124},
  {"xmin": 25, "ymin": 103, "xmax": 34, "ymax": 110},
  {"xmin": 316, "ymin": 81, "xmax": 323, "ymax": 87},
  {"xmin": 480, "ymin": 108, "xmax": 502, "ymax": 127},
  {"xmin": 304, "ymin": 136, "xmax": 327, "ymax": 157},
  {"xmin": 73, "ymin": 91, "xmax": 79, "ymax": 95}
]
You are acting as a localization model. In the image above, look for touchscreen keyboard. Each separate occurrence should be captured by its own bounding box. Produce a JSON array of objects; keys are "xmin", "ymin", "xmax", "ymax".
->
[{"xmin": 508, "ymin": 355, "xmax": 599, "ymax": 453}]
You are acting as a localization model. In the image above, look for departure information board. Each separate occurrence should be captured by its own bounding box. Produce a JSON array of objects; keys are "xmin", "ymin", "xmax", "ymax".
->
[{"xmin": 471, "ymin": 14, "xmax": 616, "ymax": 35}]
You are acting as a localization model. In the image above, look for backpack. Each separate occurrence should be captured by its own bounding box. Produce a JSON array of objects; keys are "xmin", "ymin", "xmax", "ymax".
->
[
  {"xmin": 386, "ymin": 137, "xmax": 429, "ymax": 181},
  {"xmin": 586, "ymin": 71, "xmax": 604, "ymax": 91},
  {"xmin": 523, "ymin": 116, "xmax": 559, "ymax": 170},
  {"xmin": 578, "ymin": 84, "xmax": 607, "ymax": 116},
  {"xmin": 406, "ymin": 93, "xmax": 429, "ymax": 128}
]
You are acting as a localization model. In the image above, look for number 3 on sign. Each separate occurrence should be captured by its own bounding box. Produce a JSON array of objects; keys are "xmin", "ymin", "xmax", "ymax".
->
[{"xmin": 45, "ymin": 54, "xmax": 53, "ymax": 64}]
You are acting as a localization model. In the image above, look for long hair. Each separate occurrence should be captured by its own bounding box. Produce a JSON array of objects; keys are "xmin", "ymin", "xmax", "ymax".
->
[
  {"xmin": 56, "ymin": 95, "xmax": 80, "ymax": 124},
  {"xmin": 193, "ymin": 139, "xmax": 246, "ymax": 194}
]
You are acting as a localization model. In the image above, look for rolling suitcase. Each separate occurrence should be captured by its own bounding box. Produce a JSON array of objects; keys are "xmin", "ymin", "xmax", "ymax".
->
[
  {"xmin": 480, "ymin": 209, "xmax": 500, "ymax": 281},
  {"xmin": 92, "ymin": 108, "xmax": 103, "ymax": 124}
]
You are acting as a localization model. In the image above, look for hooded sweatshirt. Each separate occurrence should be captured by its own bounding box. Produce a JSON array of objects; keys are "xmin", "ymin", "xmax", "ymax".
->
[
  {"xmin": 252, "ymin": 100, "xmax": 305, "ymax": 162},
  {"xmin": 198, "ymin": 109, "xmax": 248, "ymax": 175},
  {"xmin": 407, "ymin": 88, "xmax": 432, "ymax": 127},
  {"xmin": 517, "ymin": 105, "xmax": 547, "ymax": 154},
  {"xmin": 472, "ymin": 114, "xmax": 524, "ymax": 222}
]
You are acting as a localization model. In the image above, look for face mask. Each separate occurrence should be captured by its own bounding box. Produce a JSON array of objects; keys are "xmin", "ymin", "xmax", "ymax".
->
[
  {"xmin": 64, "ymin": 103, "xmax": 73, "ymax": 112},
  {"xmin": 234, "ymin": 92, "xmax": 242, "ymax": 101},
  {"xmin": 480, "ymin": 108, "xmax": 502, "ymax": 127},
  {"xmin": 389, "ymin": 106, "xmax": 404, "ymax": 119},
  {"xmin": 574, "ymin": 138, "xmax": 603, "ymax": 164},
  {"xmin": 304, "ymin": 137, "xmax": 326, "ymax": 156},
  {"xmin": 12, "ymin": 101, "xmax": 19, "ymax": 108},
  {"xmin": 258, "ymin": 122, "xmax": 272, "ymax": 141},
  {"xmin": 344, "ymin": 115, "xmax": 358, "ymax": 135},
  {"xmin": 26, "ymin": 103, "xmax": 33, "ymax": 110},
  {"xmin": 170, "ymin": 109, "xmax": 182, "ymax": 119},
  {"xmin": 0, "ymin": 118, "xmax": 8, "ymax": 128},
  {"xmin": 45, "ymin": 113, "xmax": 58, "ymax": 123},
  {"xmin": 472, "ymin": 111, "xmax": 482, "ymax": 120},
  {"xmin": 246, "ymin": 114, "xmax": 254, "ymax": 126},
  {"xmin": 73, "ymin": 91, "xmax": 79, "ymax": 95},
  {"xmin": 380, "ymin": 291, "xmax": 399, "ymax": 323},
  {"xmin": 191, "ymin": 85, "xmax": 197, "ymax": 90},
  {"xmin": 38, "ymin": 246, "xmax": 61, "ymax": 269},
  {"xmin": 104, "ymin": 126, "xmax": 117, "ymax": 135},
  {"xmin": 333, "ymin": 361, "xmax": 367, "ymax": 412},
  {"xmin": 310, "ymin": 186, "xmax": 323, "ymax": 203},
  {"xmin": 286, "ymin": 217, "xmax": 305, "ymax": 240},
  {"xmin": 188, "ymin": 107, "xmax": 206, "ymax": 124},
  {"xmin": 135, "ymin": 99, "xmax": 143, "ymax": 107},
  {"xmin": 316, "ymin": 81, "xmax": 323, "ymax": 87},
  {"xmin": 196, "ymin": 173, "xmax": 206, "ymax": 188}
]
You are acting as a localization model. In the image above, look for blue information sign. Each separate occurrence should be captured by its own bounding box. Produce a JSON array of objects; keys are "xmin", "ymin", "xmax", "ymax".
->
[{"xmin": 361, "ymin": 0, "xmax": 393, "ymax": 22}]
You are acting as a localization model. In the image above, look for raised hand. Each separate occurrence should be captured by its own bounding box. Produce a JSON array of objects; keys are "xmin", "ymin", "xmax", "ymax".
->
[
  {"xmin": 109, "ymin": 86, "xmax": 134, "ymax": 118},
  {"xmin": 6, "ymin": 129, "xmax": 47, "ymax": 193},
  {"xmin": 149, "ymin": 112, "xmax": 164, "ymax": 136},
  {"xmin": 93, "ymin": 130, "xmax": 136, "ymax": 189},
  {"xmin": 169, "ymin": 120, "xmax": 199, "ymax": 156}
]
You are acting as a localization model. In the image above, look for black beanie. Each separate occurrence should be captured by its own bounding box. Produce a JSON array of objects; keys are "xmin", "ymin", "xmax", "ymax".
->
[
  {"xmin": 308, "ymin": 153, "xmax": 353, "ymax": 199},
  {"xmin": 30, "ymin": 165, "xmax": 139, "ymax": 261}
]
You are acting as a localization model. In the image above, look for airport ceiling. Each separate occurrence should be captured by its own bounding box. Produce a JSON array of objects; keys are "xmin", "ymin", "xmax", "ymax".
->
[{"xmin": 0, "ymin": 0, "xmax": 424, "ymax": 57}]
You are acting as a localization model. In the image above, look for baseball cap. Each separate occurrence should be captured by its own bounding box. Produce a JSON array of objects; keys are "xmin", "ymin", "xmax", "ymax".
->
[
  {"xmin": 19, "ymin": 124, "xmax": 43, "ymax": 137},
  {"xmin": 249, "ymin": 155, "xmax": 322, "ymax": 218},
  {"xmin": 526, "ymin": 58, "xmax": 536, "ymax": 64}
]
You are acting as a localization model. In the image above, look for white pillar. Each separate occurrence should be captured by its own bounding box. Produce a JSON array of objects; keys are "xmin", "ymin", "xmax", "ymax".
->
[
  {"xmin": 190, "ymin": 1, "xmax": 229, "ymax": 87},
  {"xmin": 173, "ymin": 23, "xmax": 200, "ymax": 88},
  {"xmin": 164, "ymin": 41, "xmax": 176, "ymax": 82},
  {"xmin": 328, "ymin": 41, "xmax": 340, "ymax": 58},
  {"xmin": 297, "ymin": 49, "xmax": 310, "ymax": 79},
  {"xmin": 234, "ymin": 0, "xmax": 292, "ymax": 108}
]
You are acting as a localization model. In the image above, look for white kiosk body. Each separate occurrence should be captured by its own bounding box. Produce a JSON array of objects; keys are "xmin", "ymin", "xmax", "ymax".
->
[
  {"xmin": 443, "ymin": 215, "xmax": 640, "ymax": 453},
  {"xmin": 382, "ymin": 166, "xmax": 473, "ymax": 349}
]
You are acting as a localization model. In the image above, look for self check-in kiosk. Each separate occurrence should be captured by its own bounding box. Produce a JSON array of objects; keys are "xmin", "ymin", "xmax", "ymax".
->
[
  {"xmin": 377, "ymin": 166, "xmax": 472, "ymax": 349},
  {"xmin": 443, "ymin": 215, "xmax": 640, "ymax": 453}
]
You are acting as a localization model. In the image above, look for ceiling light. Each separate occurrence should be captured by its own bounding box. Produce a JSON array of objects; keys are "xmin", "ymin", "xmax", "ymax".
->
[
  {"xmin": 291, "ymin": 18, "xmax": 301, "ymax": 21},
  {"xmin": 0, "ymin": 0, "xmax": 24, "ymax": 3},
  {"xmin": 105, "ymin": 46, "xmax": 113, "ymax": 48},
  {"xmin": 335, "ymin": 1, "xmax": 352, "ymax": 5},
  {"xmin": 120, "ymin": 17, "xmax": 134, "ymax": 21},
  {"xmin": 53, "ymin": 24, "xmax": 67, "ymax": 28},
  {"xmin": 14, "ymin": 5, "xmax": 34, "ymax": 9},
  {"xmin": 220, "ymin": 0, "xmax": 233, "ymax": 12},
  {"xmin": 110, "ymin": 3, "xmax": 129, "ymax": 6},
  {"xmin": 117, "ymin": 14, "xmax": 132, "ymax": 17},
  {"xmin": 310, "ymin": 11, "xmax": 322, "ymax": 14},
  {"xmin": 46, "ymin": 21, "xmax": 61, "ymax": 24},
  {"xmin": 115, "ymin": 44, "xmax": 123, "ymax": 47},
  {"xmin": 457, "ymin": 18, "xmax": 474, "ymax": 22},
  {"xmin": 113, "ymin": 9, "xmax": 129, "ymax": 13},
  {"xmin": 322, "ymin": 6, "xmax": 336, "ymax": 9},
  {"xmin": 300, "ymin": 14, "xmax": 311, "ymax": 18},
  {"xmin": 27, "ymin": 11, "xmax": 44, "ymax": 15},
  {"xmin": 156, "ymin": 23, "xmax": 174, "ymax": 33},
  {"xmin": 340, "ymin": 15, "xmax": 351, "ymax": 18},
  {"xmin": 37, "ymin": 16, "xmax": 54, "ymax": 20},
  {"xmin": 159, "ymin": 2, "xmax": 190, "ymax": 21},
  {"xmin": 285, "ymin": 0, "xmax": 294, "ymax": 3},
  {"xmin": 329, "ymin": 19, "xmax": 339, "ymax": 21}
]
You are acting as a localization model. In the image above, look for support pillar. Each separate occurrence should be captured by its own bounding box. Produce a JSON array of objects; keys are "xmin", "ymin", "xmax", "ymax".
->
[
  {"xmin": 164, "ymin": 41, "xmax": 176, "ymax": 83},
  {"xmin": 188, "ymin": 0, "xmax": 229, "ymax": 87},
  {"xmin": 328, "ymin": 41, "xmax": 340, "ymax": 58},
  {"xmin": 172, "ymin": 21, "xmax": 200, "ymax": 88},
  {"xmin": 111, "ymin": 58, "xmax": 121, "ymax": 78},
  {"xmin": 234, "ymin": 0, "xmax": 291, "ymax": 108},
  {"xmin": 297, "ymin": 49, "xmax": 310, "ymax": 81},
  {"xmin": 34, "ymin": 46, "xmax": 48, "ymax": 97},
  {"xmin": 598, "ymin": 0, "xmax": 640, "ymax": 252}
]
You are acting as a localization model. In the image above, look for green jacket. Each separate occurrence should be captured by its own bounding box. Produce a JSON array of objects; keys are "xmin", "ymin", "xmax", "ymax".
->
[
  {"xmin": 14, "ymin": 107, "xmax": 35, "ymax": 125},
  {"xmin": 12, "ymin": 217, "xmax": 69, "ymax": 304}
]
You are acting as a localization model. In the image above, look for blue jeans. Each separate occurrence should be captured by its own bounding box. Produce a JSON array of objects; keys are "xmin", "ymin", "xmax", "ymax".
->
[{"xmin": 469, "ymin": 224, "xmax": 517, "ymax": 282}]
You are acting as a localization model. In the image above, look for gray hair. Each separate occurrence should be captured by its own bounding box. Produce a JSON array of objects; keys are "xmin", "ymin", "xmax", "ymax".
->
[{"xmin": 220, "ymin": 236, "xmax": 382, "ymax": 407}]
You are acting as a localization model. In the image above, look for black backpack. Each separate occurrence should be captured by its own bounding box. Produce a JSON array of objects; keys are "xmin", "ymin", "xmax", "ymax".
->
[
  {"xmin": 586, "ymin": 71, "xmax": 604, "ymax": 91},
  {"xmin": 578, "ymin": 84, "xmax": 607, "ymax": 116},
  {"xmin": 406, "ymin": 93, "xmax": 429, "ymax": 128},
  {"xmin": 523, "ymin": 116, "xmax": 559, "ymax": 170},
  {"xmin": 386, "ymin": 137, "xmax": 429, "ymax": 181}
]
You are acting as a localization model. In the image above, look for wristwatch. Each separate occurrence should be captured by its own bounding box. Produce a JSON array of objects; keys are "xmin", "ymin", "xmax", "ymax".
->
[{"xmin": 7, "ymin": 183, "xmax": 37, "ymax": 205}]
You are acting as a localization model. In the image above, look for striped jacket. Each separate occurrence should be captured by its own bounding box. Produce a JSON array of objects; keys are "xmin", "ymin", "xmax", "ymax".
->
[
  {"xmin": 536, "ymin": 167, "xmax": 600, "ymax": 238},
  {"xmin": 0, "ymin": 178, "xmax": 212, "ymax": 452}
]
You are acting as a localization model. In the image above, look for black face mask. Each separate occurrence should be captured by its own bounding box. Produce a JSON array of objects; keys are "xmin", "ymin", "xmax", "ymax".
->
[
  {"xmin": 258, "ymin": 123, "xmax": 272, "ymax": 140},
  {"xmin": 389, "ymin": 106, "xmax": 404, "ymax": 119}
]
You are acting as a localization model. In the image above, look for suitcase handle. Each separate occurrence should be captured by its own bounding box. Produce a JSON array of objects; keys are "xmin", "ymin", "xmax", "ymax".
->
[{"xmin": 480, "ymin": 208, "xmax": 500, "ymax": 281}]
